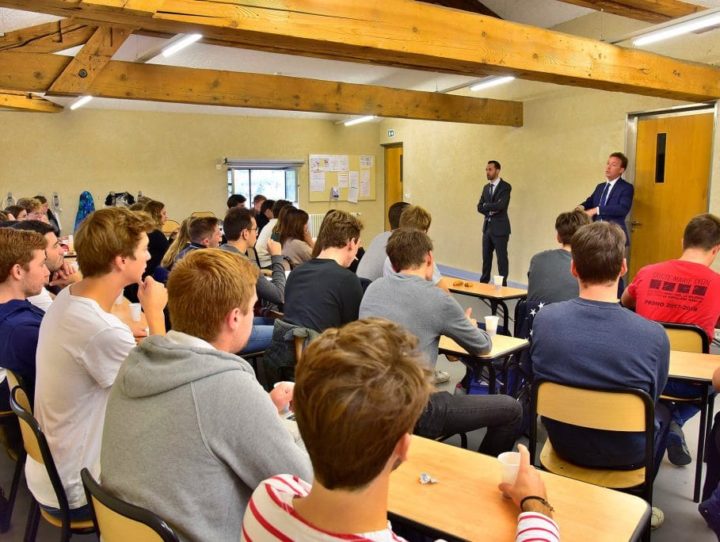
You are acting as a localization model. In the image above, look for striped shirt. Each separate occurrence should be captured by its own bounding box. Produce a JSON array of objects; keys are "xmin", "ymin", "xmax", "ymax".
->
[{"xmin": 242, "ymin": 475, "xmax": 560, "ymax": 542}]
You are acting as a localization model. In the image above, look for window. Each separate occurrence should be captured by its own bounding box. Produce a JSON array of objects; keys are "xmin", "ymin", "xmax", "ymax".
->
[{"xmin": 224, "ymin": 159, "xmax": 302, "ymax": 203}]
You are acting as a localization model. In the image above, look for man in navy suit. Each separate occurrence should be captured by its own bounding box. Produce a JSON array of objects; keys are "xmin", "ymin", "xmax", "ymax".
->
[
  {"xmin": 577, "ymin": 152, "xmax": 634, "ymax": 245},
  {"xmin": 478, "ymin": 160, "xmax": 511, "ymax": 285}
]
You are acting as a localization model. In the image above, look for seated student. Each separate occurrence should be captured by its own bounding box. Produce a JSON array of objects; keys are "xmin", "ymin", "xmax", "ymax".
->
[
  {"xmin": 221, "ymin": 208, "xmax": 285, "ymax": 352},
  {"xmin": 34, "ymin": 194, "xmax": 61, "ymax": 235},
  {"xmin": 175, "ymin": 216, "xmax": 222, "ymax": 262},
  {"xmin": 357, "ymin": 201, "xmax": 409, "ymax": 281},
  {"xmin": 256, "ymin": 200, "xmax": 291, "ymax": 268},
  {"xmin": 700, "ymin": 367, "xmax": 720, "ymax": 536},
  {"xmin": 4, "ymin": 205, "xmax": 26, "ymax": 221},
  {"xmin": 243, "ymin": 318, "xmax": 558, "ymax": 542},
  {"xmin": 622, "ymin": 213, "xmax": 720, "ymax": 467},
  {"xmin": 0, "ymin": 229, "xmax": 48, "ymax": 408},
  {"xmin": 101, "ymin": 249, "xmax": 311, "ymax": 542},
  {"xmin": 360, "ymin": 229, "xmax": 521, "ymax": 454},
  {"xmin": 252, "ymin": 194, "xmax": 266, "ymax": 216},
  {"xmin": 527, "ymin": 210, "xmax": 590, "ymax": 306},
  {"xmin": 280, "ymin": 208, "xmax": 314, "ymax": 267},
  {"xmin": 157, "ymin": 217, "xmax": 191, "ymax": 278},
  {"xmin": 16, "ymin": 197, "xmax": 48, "ymax": 223},
  {"xmin": 256, "ymin": 198, "xmax": 274, "ymax": 233},
  {"xmin": 141, "ymin": 200, "xmax": 171, "ymax": 279},
  {"xmin": 227, "ymin": 193, "xmax": 247, "ymax": 210},
  {"xmin": 28, "ymin": 208, "xmax": 167, "ymax": 521},
  {"xmin": 13, "ymin": 220, "xmax": 78, "ymax": 311},
  {"xmin": 531, "ymin": 222, "xmax": 670, "ymax": 522}
]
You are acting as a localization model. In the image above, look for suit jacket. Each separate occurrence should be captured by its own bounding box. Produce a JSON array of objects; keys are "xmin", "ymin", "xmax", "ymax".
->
[
  {"xmin": 580, "ymin": 178, "xmax": 634, "ymax": 243},
  {"xmin": 477, "ymin": 178, "xmax": 511, "ymax": 236}
]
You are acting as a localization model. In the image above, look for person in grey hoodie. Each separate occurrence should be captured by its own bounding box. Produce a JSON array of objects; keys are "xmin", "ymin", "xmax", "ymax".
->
[{"xmin": 101, "ymin": 248, "xmax": 311, "ymax": 542}]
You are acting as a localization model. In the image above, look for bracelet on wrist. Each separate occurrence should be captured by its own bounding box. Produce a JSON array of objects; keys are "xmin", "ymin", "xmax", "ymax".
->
[{"xmin": 520, "ymin": 495, "xmax": 554, "ymax": 513}]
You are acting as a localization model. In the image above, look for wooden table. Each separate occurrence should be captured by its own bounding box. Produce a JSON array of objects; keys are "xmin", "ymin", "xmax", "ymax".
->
[
  {"xmin": 446, "ymin": 278, "xmax": 527, "ymax": 335},
  {"xmin": 668, "ymin": 350, "xmax": 720, "ymax": 502},
  {"xmin": 388, "ymin": 436, "xmax": 650, "ymax": 542},
  {"xmin": 438, "ymin": 335, "xmax": 529, "ymax": 394}
]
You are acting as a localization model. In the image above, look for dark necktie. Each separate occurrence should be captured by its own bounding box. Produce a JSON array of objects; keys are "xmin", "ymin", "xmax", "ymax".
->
[{"xmin": 600, "ymin": 182, "xmax": 610, "ymax": 206}]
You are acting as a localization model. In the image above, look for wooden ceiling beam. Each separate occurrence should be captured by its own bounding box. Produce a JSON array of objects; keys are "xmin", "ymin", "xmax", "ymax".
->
[
  {"xmin": 0, "ymin": 52, "xmax": 523, "ymax": 125},
  {"xmin": 556, "ymin": 0, "xmax": 705, "ymax": 24},
  {"xmin": 47, "ymin": 25, "xmax": 133, "ymax": 95},
  {"xmin": 2, "ymin": 0, "xmax": 719, "ymax": 101},
  {"xmin": 417, "ymin": 0, "xmax": 501, "ymax": 18},
  {"xmin": 0, "ymin": 90, "xmax": 63, "ymax": 112},
  {"xmin": 0, "ymin": 18, "xmax": 96, "ymax": 53}
]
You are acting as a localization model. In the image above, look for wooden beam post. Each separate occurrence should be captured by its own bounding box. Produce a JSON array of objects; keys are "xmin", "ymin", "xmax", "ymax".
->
[
  {"xmin": 0, "ymin": 19, "xmax": 96, "ymax": 53},
  {"xmin": 0, "ymin": 91, "xmax": 63, "ymax": 112},
  {"xmin": 556, "ymin": 1, "xmax": 704, "ymax": 24}
]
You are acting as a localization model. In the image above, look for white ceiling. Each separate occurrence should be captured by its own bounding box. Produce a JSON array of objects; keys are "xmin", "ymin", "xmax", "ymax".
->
[{"xmin": 1, "ymin": 1, "xmax": 720, "ymax": 119}]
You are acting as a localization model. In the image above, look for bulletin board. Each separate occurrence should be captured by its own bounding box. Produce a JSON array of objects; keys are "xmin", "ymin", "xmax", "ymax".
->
[{"xmin": 308, "ymin": 154, "xmax": 376, "ymax": 202}]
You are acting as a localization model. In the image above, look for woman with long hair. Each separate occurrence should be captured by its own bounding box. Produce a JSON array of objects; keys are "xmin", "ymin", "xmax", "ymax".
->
[
  {"xmin": 280, "ymin": 208, "xmax": 314, "ymax": 267},
  {"xmin": 142, "ymin": 200, "xmax": 170, "ymax": 278}
]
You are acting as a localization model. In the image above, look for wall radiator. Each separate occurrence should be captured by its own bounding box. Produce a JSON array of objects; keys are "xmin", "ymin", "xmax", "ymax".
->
[{"xmin": 308, "ymin": 212, "xmax": 361, "ymax": 238}]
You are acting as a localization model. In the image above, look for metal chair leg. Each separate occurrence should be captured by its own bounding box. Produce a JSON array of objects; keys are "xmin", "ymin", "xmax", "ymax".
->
[
  {"xmin": 24, "ymin": 499, "xmax": 39, "ymax": 542},
  {"xmin": 0, "ymin": 451, "xmax": 25, "ymax": 532}
]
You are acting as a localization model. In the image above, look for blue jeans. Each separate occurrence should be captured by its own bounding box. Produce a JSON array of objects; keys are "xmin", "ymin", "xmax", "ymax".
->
[
  {"xmin": 663, "ymin": 378, "xmax": 709, "ymax": 426},
  {"xmin": 40, "ymin": 503, "xmax": 92, "ymax": 522},
  {"xmin": 241, "ymin": 317, "xmax": 274, "ymax": 354},
  {"xmin": 414, "ymin": 391, "xmax": 522, "ymax": 456}
]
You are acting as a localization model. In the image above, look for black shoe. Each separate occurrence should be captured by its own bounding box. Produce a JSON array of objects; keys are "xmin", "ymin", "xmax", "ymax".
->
[{"xmin": 667, "ymin": 422, "xmax": 692, "ymax": 466}]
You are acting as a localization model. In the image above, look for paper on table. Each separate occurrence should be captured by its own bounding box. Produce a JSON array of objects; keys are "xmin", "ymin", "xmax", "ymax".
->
[
  {"xmin": 349, "ymin": 171, "xmax": 359, "ymax": 189},
  {"xmin": 360, "ymin": 155, "xmax": 374, "ymax": 168},
  {"xmin": 337, "ymin": 171, "xmax": 349, "ymax": 188},
  {"xmin": 360, "ymin": 170, "xmax": 371, "ymax": 197},
  {"xmin": 348, "ymin": 186, "xmax": 359, "ymax": 203},
  {"xmin": 310, "ymin": 171, "xmax": 326, "ymax": 192}
]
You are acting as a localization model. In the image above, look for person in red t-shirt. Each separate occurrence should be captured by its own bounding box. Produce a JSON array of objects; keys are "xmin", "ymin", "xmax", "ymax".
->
[{"xmin": 622, "ymin": 213, "xmax": 720, "ymax": 466}]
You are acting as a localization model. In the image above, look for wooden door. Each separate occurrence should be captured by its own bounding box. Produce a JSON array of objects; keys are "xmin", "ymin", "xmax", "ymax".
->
[
  {"xmin": 629, "ymin": 112, "xmax": 713, "ymax": 278},
  {"xmin": 384, "ymin": 144, "xmax": 403, "ymax": 230}
]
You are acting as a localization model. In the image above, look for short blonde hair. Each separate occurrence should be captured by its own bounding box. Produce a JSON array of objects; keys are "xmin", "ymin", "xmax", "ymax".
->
[
  {"xmin": 167, "ymin": 249, "xmax": 259, "ymax": 342},
  {"xmin": 75, "ymin": 207, "xmax": 155, "ymax": 278},
  {"xmin": 16, "ymin": 198, "xmax": 42, "ymax": 213},
  {"xmin": 399, "ymin": 205, "xmax": 431, "ymax": 232},
  {"xmin": 294, "ymin": 318, "xmax": 432, "ymax": 490}
]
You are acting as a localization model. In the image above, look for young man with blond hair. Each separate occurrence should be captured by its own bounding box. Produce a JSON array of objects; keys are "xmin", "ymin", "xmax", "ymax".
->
[
  {"xmin": 0, "ymin": 229, "xmax": 48, "ymax": 408},
  {"xmin": 28, "ymin": 207, "xmax": 167, "ymax": 520},
  {"xmin": 101, "ymin": 249, "xmax": 310, "ymax": 542},
  {"xmin": 243, "ymin": 318, "xmax": 558, "ymax": 541},
  {"xmin": 361, "ymin": 229, "xmax": 521, "ymax": 454},
  {"xmin": 175, "ymin": 216, "xmax": 222, "ymax": 262}
]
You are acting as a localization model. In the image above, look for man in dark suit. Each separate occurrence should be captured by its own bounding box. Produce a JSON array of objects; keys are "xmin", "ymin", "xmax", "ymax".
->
[
  {"xmin": 478, "ymin": 160, "xmax": 511, "ymax": 285},
  {"xmin": 577, "ymin": 152, "xmax": 634, "ymax": 245}
]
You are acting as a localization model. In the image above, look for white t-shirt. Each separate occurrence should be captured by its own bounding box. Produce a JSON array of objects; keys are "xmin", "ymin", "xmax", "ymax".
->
[
  {"xmin": 255, "ymin": 218, "xmax": 278, "ymax": 268},
  {"xmin": 26, "ymin": 287, "xmax": 135, "ymax": 509},
  {"xmin": 27, "ymin": 287, "xmax": 53, "ymax": 312}
]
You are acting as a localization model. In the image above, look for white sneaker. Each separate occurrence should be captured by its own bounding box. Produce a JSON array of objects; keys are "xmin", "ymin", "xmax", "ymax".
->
[
  {"xmin": 434, "ymin": 370, "xmax": 450, "ymax": 384},
  {"xmin": 651, "ymin": 507, "xmax": 664, "ymax": 530}
]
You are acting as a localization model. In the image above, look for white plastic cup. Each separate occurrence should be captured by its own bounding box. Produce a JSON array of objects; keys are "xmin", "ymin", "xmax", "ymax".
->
[
  {"xmin": 498, "ymin": 451, "xmax": 521, "ymax": 485},
  {"xmin": 129, "ymin": 303, "xmax": 142, "ymax": 322},
  {"xmin": 484, "ymin": 315, "xmax": 499, "ymax": 337},
  {"xmin": 493, "ymin": 275, "xmax": 504, "ymax": 289}
]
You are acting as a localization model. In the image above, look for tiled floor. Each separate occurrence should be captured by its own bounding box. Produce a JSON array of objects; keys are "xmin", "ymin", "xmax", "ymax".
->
[{"xmin": 0, "ymin": 295, "xmax": 717, "ymax": 541}]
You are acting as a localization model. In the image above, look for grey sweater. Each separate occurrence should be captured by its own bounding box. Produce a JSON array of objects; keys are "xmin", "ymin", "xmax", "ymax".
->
[
  {"xmin": 359, "ymin": 274, "xmax": 491, "ymax": 368},
  {"xmin": 100, "ymin": 332, "xmax": 311, "ymax": 542},
  {"xmin": 220, "ymin": 244, "xmax": 286, "ymax": 306}
]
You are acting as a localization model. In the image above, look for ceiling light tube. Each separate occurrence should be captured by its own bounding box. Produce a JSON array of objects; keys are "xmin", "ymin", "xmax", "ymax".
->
[
  {"xmin": 633, "ymin": 12, "xmax": 720, "ymax": 46},
  {"xmin": 161, "ymin": 33, "xmax": 203, "ymax": 58},
  {"xmin": 69, "ymin": 95, "xmax": 93, "ymax": 110},
  {"xmin": 344, "ymin": 115, "xmax": 376, "ymax": 127},
  {"xmin": 470, "ymin": 76, "xmax": 515, "ymax": 92}
]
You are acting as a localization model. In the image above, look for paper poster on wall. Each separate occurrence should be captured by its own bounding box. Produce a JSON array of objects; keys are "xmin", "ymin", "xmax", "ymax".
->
[
  {"xmin": 310, "ymin": 155, "xmax": 331, "ymax": 172},
  {"xmin": 337, "ymin": 172, "xmax": 349, "ymax": 188},
  {"xmin": 360, "ymin": 170, "xmax": 371, "ymax": 197},
  {"xmin": 310, "ymin": 171, "xmax": 326, "ymax": 192},
  {"xmin": 330, "ymin": 155, "xmax": 349, "ymax": 172},
  {"xmin": 348, "ymin": 186, "xmax": 359, "ymax": 203},
  {"xmin": 360, "ymin": 155, "xmax": 374, "ymax": 169},
  {"xmin": 349, "ymin": 171, "xmax": 359, "ymax": 189}
]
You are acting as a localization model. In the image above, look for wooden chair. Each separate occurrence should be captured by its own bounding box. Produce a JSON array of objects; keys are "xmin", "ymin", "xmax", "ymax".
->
[
  {"xmin": 529, "ymin": 380, "xmax": 655, "ymax": 507},
  {"xmin": 0, "ymin": 370, "xmax": 25, "ymax": 533},
  {"xmin": 9, "ymin": 387, "xmax": 96, "ymax": 542},
  {"xmin": 161, "ymin": 219, "xmax": 180, "ymax": 237},
  {"xmin": 81, "ymin": 469, "xmax": 180, "ymax": 542},
  {"xmin": 660, "ymin": 322, "xmax": 713, "ymax": 502},
  {"xmin": 190, "ymin": 211, "xmax": 215, "ymax": 218}
]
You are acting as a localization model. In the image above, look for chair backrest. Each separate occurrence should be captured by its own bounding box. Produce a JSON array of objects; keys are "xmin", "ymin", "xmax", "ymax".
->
[
  {"xmin": 9, "ymin": 387, "xmax": 71, "ymax": 515},
  {"xmin": 190, "ymin": 211, "xmax": 215, "ymax": 218},
  {"xmin": 161, "ymin": 219, "xmax": 180, "ymax": 236},
  {"xmin": 6, "ymin": 370, "xmax": 31, "ymax": 413},
  {"xmin": 81, "ymin": 469, "xmax": 180, "ymax": 542},
  {"xmin": 661, "ymin": 322, "xmax": 709, "ymax": 353}
]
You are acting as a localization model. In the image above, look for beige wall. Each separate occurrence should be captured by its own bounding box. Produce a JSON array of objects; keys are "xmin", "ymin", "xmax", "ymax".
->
[{"xmin": 0, "ymin": 109, "xmax": 385, "ymax": 240}]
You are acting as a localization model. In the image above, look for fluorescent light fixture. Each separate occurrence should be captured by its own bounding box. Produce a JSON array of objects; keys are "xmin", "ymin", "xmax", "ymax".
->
[
  {"xmin": 470, "ymin": 76, "xmax": 515, "ymax": 92},
  {"xmin": 633, "ymin": 11, "xmax": 720, "ymax": 46},
  {"xmin": 69, "ymin": 95, "xmax": 93, "ymax": 110},
  {"xmin": 344, "ymin": 115, "xmax": 376, "ymax": 127},
  {"xmin": 161, "ymin": 33, "xmax": 203, "ymax": 58}
]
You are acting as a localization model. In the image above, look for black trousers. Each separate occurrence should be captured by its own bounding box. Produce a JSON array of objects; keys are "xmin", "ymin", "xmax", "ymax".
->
[{"xmin": 480, "ymin": 230, "xmax": 509, "ymax": 285}]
